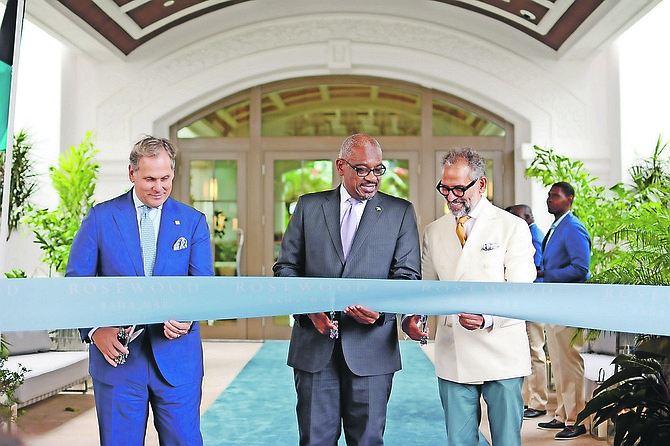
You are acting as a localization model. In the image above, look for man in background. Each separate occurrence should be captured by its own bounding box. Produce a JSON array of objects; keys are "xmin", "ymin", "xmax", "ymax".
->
[
  {"xmin": 274, "ymin": 133, "xmax": 421, "ymax": 446},
  {"xmin": 67, "ymin": 136, "xmax": 214, "ymax": 445},
  {"xmin": 506, "ymin": 204, "xmax": 548, "ymax": 420},
  {"xmin": 537, "ymin": 182, "xmax": 591, "ymax": 440}
]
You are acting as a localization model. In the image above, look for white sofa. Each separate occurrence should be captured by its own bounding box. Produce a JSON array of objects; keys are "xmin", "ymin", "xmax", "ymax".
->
[
  {"xmin": 2, "ymin": 330, "xmax": 89, "ymax": 409},
  {"xmin": 581, "ymin": 331, "xmax": 618, "ymax": 397}
]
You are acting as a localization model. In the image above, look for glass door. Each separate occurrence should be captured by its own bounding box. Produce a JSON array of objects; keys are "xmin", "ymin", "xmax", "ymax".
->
[
  {"xmin": 258, "ymin": 152, "xmax": 336, "ymax": 339},
  {"xmin": 258, "ymin": 151, "xmax": 415, "ymax": 339},
  {"xmin": 182, "ymin": 151, "xmax": 249, "ymax": 339}
]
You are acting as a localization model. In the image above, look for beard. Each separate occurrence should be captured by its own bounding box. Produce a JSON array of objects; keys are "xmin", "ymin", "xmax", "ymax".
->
[{"xmin": 448, "ymin": 197, "xmax": 472, "ymax": 219}]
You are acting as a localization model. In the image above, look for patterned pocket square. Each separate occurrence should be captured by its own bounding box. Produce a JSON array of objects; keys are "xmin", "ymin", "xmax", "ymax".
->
[
  {"xmin": 482, "ymin": 242, "xmax": 500, "ymax": 251},
  {"xmin": 173, "ymin": 237, "xmax": 188, "ymax": 251}
]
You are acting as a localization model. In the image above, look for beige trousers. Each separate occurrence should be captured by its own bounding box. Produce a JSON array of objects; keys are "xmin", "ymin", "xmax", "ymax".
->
[
  {"xmin": 545, "ymin": 324, "xmax": 585, "ymax": 425},
  {"xmin": 522, "ymin": 321, "xmax": 548, "ymax": 410}
]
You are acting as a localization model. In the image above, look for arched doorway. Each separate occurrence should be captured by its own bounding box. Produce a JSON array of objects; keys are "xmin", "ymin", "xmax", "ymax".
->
[{"xmin": 170, "ymin": 75, "xmax": 514, "ymax": 339}]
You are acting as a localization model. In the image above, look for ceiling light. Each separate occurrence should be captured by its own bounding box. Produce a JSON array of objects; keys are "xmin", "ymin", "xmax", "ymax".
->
[{"xmin": 520, "ymin": 10, "xmax": 536, "ymax": 21}]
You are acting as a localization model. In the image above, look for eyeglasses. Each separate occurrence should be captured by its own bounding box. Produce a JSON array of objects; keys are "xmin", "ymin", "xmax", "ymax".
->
[
  {"xmin": 340, "ymin": 159, "xmax": 387, "ymax": 177},
  {"xmin": 436, "ymin": 178, "xmax": 478, "ymax": 198}
]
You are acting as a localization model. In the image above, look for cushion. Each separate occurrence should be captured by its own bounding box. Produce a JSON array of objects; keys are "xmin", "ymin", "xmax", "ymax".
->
[
  {"xmin": 588, "ymin": 331, "xmax": 617, "ymax": 356},
  {"xmin": 3, "ymin": 330, "xmax": 52, "ymax": 355}
]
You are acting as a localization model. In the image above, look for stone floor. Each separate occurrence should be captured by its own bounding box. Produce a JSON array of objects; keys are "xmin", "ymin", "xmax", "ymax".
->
[{"xmin": 4, "ymin": 341, "xmax": 608, "ymax": 445}]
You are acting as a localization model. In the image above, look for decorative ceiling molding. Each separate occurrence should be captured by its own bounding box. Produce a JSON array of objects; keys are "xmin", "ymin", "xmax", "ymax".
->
[
  {"xmin": 57, "ymin": 0, "xmax": 252, "ymax": 55},
  {"xmin": 55, "ymin": 0, "xmax": 603, "ymax": 55},
  {"xmin": 433, "ymin": 0, "xmax": 604, "ymax": 50}
]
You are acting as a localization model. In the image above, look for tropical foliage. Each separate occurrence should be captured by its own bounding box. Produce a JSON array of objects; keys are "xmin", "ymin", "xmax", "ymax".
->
[
  {"xmin": 527, "ymin": 137, "xmax": 670, "ymax": 445},
  {"xmin": 0, "ymin": 350, "xmax": 27, "ymax": 425},
  {"xmin": 576, "ymin": 336, "xmax": 670, "ymax": 446},
  {"xmin": 0, "ymin": 130, "xmax": 38, "ymax": 239},
  {"xmin": 525, "ymin": 137, "xmax": 670, "ymax": 282},
  {"xmin": 23, "ymin": 132, "xmax": 99, "ymax": 276},
  {"xmin": 1, "ymin": 268, "xmax": 28, "ymax": 425}
]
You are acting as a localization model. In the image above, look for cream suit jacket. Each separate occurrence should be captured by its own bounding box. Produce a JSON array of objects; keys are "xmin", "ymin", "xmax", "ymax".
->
[{"xmin": 422, "ymin": 198, "xmax": 536, "ymax": 384}]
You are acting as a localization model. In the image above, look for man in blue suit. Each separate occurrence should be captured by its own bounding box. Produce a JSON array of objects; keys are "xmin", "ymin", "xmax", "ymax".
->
[
  {"xmin": 536, "ymin": 182, "xmax": 591, "ymax": 440},
  {"xmin": 274, "ymin": 133, "xmax": 421, "ymax": 446},
  {"xmin": 66, "ymin": 136, "xmax": 214, "ymax": 446}
]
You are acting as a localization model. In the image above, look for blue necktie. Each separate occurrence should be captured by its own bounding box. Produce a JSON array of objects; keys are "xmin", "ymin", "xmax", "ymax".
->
[
  {"xmin": 140, "ymin": 205, "xmax": 157, "ymax": 276},
  {"xmin": 341, "ymin": 198, "xmax": 359, "ymax": 259}
]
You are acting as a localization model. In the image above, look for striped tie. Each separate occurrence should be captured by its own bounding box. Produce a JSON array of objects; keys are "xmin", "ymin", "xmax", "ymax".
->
[{"xmin": 140, "ymin": 205, "xmax": 157, "ymax": 276}]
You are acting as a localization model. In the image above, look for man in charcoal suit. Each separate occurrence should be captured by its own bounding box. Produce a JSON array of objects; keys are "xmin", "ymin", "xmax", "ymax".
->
[
  {"xmin": 66, "ymin": 136, "xmax": 213, "ymax": 446},
  {"xmin": 273, "ymin": 133, "xmax": 421, "ymax": 446}
]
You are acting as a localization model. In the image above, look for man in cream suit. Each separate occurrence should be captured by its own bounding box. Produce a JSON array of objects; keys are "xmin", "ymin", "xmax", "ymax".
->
[
  {"xmin": 274, "ymin": 133, "xmax": 421, "ymax": 446},
  {"xmin": 404, "ymin": 148, "xmax": 535, "ymax": 445}
]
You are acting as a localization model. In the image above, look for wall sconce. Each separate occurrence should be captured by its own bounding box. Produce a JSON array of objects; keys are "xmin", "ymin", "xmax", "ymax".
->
[{"xmin": 203, "ymin": 178, "xmax": 218, "ymax": 201}]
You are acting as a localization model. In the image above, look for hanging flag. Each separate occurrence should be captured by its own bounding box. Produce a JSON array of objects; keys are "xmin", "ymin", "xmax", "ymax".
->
[{"xmin": 0, "ymin": 0, "xmax": 23, "ymax": 152}]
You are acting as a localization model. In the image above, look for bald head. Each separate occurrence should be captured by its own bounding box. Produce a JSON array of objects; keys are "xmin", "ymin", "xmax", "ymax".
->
[{"xmin": 505, "ymin": 204, "xmax": 534, "ymax": 225}]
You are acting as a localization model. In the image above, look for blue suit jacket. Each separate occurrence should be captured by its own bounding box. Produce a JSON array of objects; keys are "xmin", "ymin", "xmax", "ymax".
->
[
  {"xmin": 541, "ymin": 212, "xmax": 591, "ymax": 283},
  {"xmin": 529, "ymin": 222, "xmax": 544, "ymax": 283},
  {"xmin": 273, "ymin": 188, "xmax": 421, "ymax": 376},
  {"xmin": 66, "ymin": 190, "xmax": 213, "ymax": 387}
]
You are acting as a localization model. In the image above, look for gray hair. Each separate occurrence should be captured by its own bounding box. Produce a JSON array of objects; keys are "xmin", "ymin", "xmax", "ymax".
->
[
  {"xmin": 338, "ymin": 133, "xmax": 382, "ymax": 159},
  {"xmin": 129, "ymin": 136, "xmax": 176, "ymax": 171},
  {"xmin": 441, "ymin": 147, "xmax": 485, "ymax": 180}
]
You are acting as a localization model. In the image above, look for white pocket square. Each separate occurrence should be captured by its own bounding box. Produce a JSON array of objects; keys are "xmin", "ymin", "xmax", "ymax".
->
[
  {"xmin": 482, "ymin": 242, "xmax": 500, "ymax": 251},
  {"xmin": 173, "ymin": 237, "xmax": 188, "ymax": 251}
]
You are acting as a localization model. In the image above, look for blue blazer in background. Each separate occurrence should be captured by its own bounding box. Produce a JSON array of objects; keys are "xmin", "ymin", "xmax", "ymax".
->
[
  {"xmin": 529, "ymin": 222, "xmax": 544, "ymax": 283},
  {"xmin": 66, "ymin": 189, "xmax": 214, "ymax": 387},
  {"xmin": 541, "ymin": 211, "xmax": 591, "ymax": 283}
]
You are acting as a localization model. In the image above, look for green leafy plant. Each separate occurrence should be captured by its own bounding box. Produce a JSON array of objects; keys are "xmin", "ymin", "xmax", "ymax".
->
[
  {"xmin": 0, "ymin": 130, "xmax": 38, "ymax": 239},
  {"xmin": 527, "ymin": 139, "xmax": 670, "ymax": 443},
  {"xmin": 1, "ymin": 271, "xmax": 29, "ymax": 426},
  {"xmin": 577, "ymin": 337, "xmax": 670, "ymax": 446},
  {"xmin": 525, "ymin": 145, "xmax": 626, "ymax": 270},
  {"xmin": 628, "ymin": 137, "xmax": 670, "ymax": 206},
  {"xmin": 3, "ymin": 269, "xmax": 26, "ymax": 279},
  {"xmin": 588, "ymin": 202, "xmax": 670, "ymax": 286},
  {"xmin": 0, "ymin": 348, "xmax": 27, "ymax": 426},
  {"xmin": 24, "ymin": 132, "xmax": 99, "ymax": 276}
]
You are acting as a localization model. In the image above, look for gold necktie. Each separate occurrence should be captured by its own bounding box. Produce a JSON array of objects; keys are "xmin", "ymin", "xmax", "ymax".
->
[{"xmin": 456, "ymin": 215, "xmax": 471, "ymax": 247}]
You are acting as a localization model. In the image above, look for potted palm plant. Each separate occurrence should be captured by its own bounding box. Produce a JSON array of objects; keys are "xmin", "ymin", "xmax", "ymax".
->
[{"xmin": 577, "ymin": 336, "xmax": 670, "ymax": 446}]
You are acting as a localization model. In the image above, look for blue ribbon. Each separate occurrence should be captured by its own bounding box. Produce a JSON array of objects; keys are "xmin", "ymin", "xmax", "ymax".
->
[{"xmin": 1, "ymin": 276, "xmax": 668, "ymax": 335}]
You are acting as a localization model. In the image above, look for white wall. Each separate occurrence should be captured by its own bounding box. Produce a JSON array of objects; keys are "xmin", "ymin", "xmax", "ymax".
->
[
  {"xmin": 5, "ymin": 19, "xmax": 63, "ymax": 276},
  {"xmin": 619, "ymin": 0, "xmax": 670, "ymax": 178}
]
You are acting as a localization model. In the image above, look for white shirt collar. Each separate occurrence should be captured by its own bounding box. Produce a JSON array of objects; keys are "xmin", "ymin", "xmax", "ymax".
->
[
  {"xmin": 132, "ymin": 188, "xmax": 164, "ymax": 211},
  {"xmin": 339, "ymin": 184, "xmax": 367, "ymax": 205},
  {"xmin": 467, "ymin": 194, "xmax": 486, "ymax": 220},
  {"xmin": 552, "ymin": 210, "xmax": 571, "ymax": 228}
]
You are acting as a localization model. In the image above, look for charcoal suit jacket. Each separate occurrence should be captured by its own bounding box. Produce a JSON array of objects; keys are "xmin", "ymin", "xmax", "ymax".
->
[{"xmin": 273, "ymin": 187, "xmax": 421, "ymax": 376}]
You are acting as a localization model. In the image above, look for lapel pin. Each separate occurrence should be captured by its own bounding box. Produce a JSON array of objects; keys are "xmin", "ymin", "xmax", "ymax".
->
[
  {"xmin": 375, "ymin": 206, "xmax": 381, "ymax": 211},
  {"xmin": 174, "ymin": 220, "xmax": 181, "ymax": 225}
]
